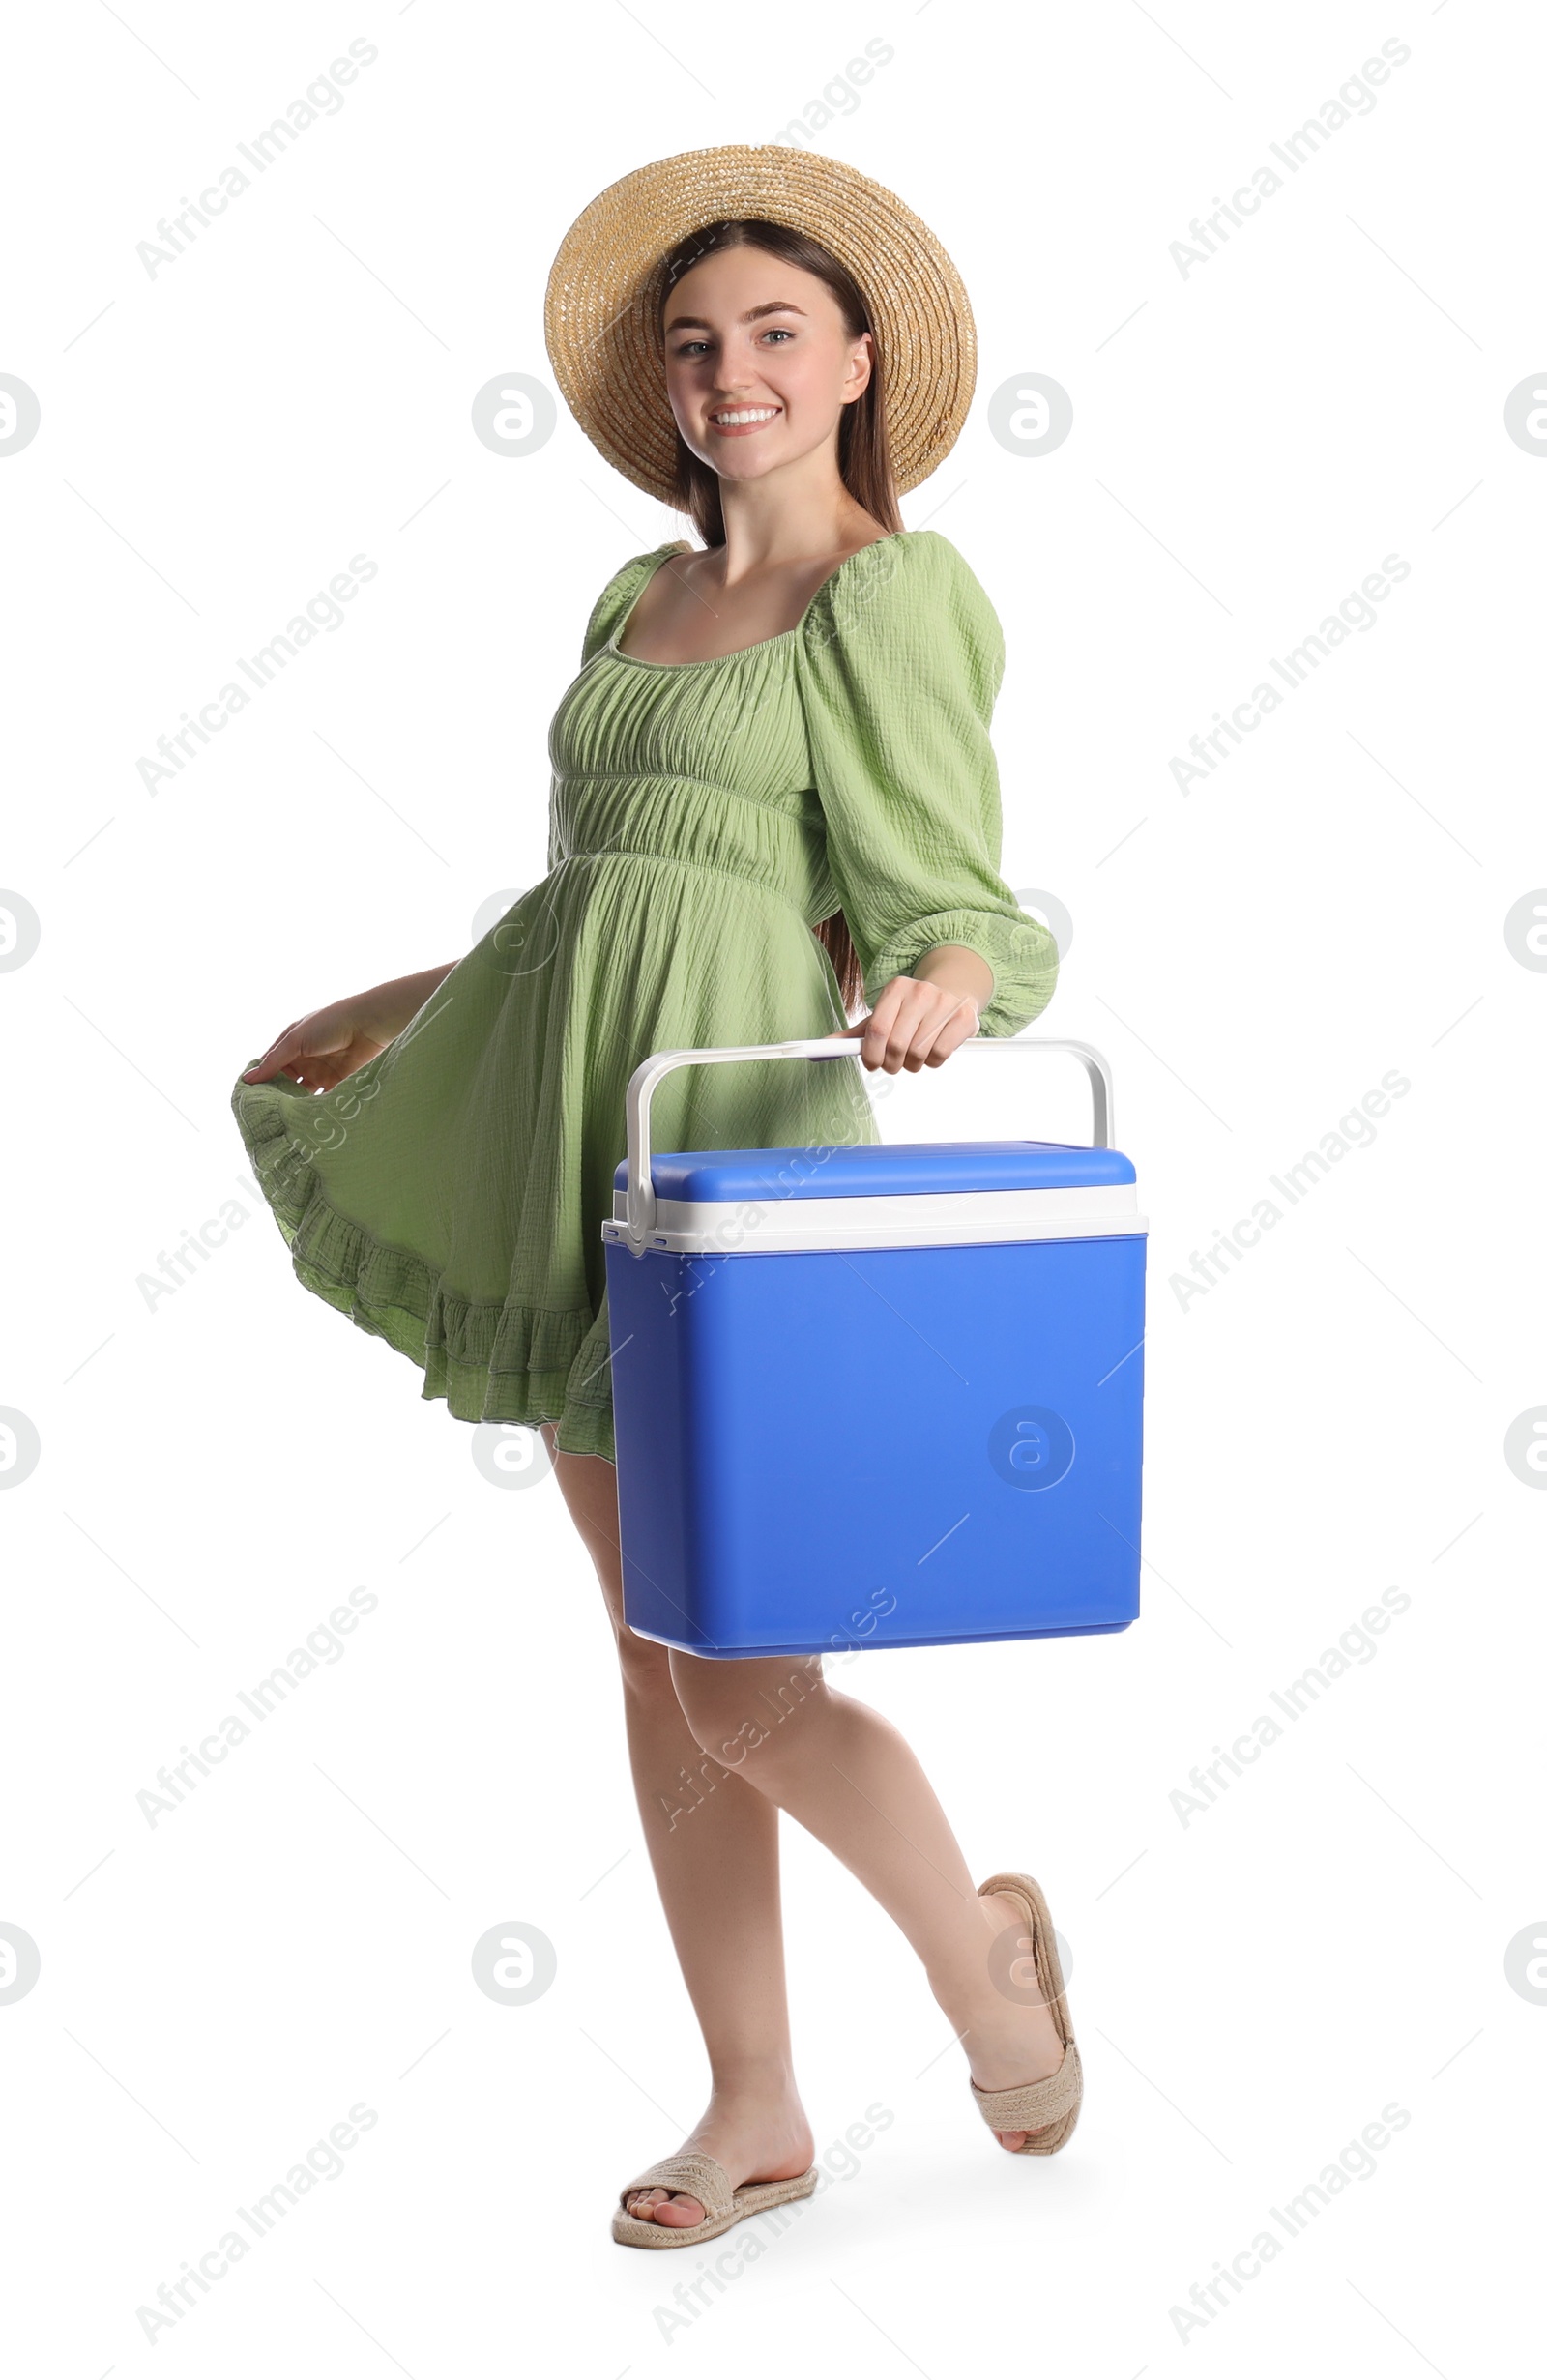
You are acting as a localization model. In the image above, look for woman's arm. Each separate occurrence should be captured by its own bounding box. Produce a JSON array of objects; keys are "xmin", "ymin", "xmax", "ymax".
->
[
  {"xmin": 362, "ymin": 962, "xmax": 461, "ymax": 1035},
  {"xmin": 795, "ymin": 534, "xmax": 1059, "ymax": 1058},
  {"xmin": 240, "ymin": 960, "xmax": 458, "ymax": 1090},
  {"xmin": 911, "ymin": 943, "xmax": 994, "ymax": 1011}
]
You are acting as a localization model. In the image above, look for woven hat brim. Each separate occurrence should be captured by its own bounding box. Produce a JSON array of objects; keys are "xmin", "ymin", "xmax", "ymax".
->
[{"xmin": 543, "ymin": 144, "xmax": 977, "ymax": 507}]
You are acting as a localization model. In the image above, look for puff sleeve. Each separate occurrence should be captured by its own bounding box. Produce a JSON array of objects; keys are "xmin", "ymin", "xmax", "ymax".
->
[
  {"xmin": 578, "ymin": 539, "xmax": 690, "ymax": 670},
  {"xmin": 793, "ymin": 530, "xmax": 1058, "ymax": 1039}
]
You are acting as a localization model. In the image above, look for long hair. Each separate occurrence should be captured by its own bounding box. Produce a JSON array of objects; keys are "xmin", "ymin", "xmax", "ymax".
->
[{"xmin": 655, "ymin": 218, "xmax": 902, "ymax": 1024}]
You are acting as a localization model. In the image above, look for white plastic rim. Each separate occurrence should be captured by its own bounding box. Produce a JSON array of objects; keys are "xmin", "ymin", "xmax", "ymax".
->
[
  {"xmin": 614, "ymin": 1035, "xmax": 1118, "ymax": 1256},
  {"xmin": 602, "ymin": 1180, "xmax": 1148, "ymax": 1256}
]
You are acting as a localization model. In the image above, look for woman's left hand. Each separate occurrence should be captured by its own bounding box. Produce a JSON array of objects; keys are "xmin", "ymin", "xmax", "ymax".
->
[{"xmin": 823, "ymin": 971, "xmax": 982, "ymax": 1073}]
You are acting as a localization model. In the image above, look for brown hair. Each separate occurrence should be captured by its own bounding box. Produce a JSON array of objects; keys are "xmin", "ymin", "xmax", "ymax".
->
[{"xmin": 655, "ymin": 217, "xmax": 902, "ymax": 1024}]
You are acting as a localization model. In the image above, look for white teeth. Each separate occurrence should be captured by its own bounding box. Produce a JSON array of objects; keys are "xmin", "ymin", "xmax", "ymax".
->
[{"xmin": 711, "ymin": 407, "xmax": 779, "ymax": 424}]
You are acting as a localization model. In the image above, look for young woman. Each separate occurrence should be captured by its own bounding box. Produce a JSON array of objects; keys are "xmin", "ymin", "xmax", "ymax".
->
[{"xmin": 233, "ymin": 146, "xmax": 1078, "ymax": 2249}]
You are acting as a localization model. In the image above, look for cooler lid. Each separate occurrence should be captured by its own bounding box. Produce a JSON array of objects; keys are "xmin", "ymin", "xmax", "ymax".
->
[{"xmin": 611, "ymin": 1137, "xmax": 1136, "ymax": 1201}]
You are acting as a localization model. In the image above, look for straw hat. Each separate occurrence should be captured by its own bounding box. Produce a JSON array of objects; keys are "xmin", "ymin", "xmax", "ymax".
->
[{"xmin": 542, "ymin": 143, "xmax": 977, "ymax": 507}]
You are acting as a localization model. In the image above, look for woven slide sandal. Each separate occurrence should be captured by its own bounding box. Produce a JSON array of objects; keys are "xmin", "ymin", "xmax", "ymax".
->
[
  {"xmin": 612, "ymin": 2149, "xmax": 820, "ymax": 2249},
  {"xmin": 969, "ymin": 1871, "xmax": 1083, "ymax": 2155}
]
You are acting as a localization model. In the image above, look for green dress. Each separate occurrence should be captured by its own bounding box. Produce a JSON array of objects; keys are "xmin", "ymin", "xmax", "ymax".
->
[{"xmin": 230, "ymin": 527, "xmax": 1059, "ymax": 1465}]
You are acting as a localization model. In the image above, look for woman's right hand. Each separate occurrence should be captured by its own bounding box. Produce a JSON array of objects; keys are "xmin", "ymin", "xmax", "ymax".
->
[
  {"xmin": 240, "ymin": 961, "xmax": 458, "ymax": 1091},
  {"xmin": 240, "ymin": 997, "xmax": 391, "ymax": 1092}
]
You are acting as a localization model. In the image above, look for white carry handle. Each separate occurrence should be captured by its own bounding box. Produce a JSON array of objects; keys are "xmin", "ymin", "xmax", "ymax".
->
[{"xmin": 618, "ymin": 1035, "xmax": 1115, "ymax": 1252}]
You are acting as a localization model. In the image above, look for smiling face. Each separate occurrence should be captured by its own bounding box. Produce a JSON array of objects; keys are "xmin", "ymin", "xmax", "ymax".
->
[{"xmin": 661, "ymin": 241, "xmax": 874, "ymax": 488}]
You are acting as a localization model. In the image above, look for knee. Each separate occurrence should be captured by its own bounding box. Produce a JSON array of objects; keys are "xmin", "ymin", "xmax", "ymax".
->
[
  {"xmin": 613, "ymin": 1617, "xmax": 676, "ymax": 1703},
  {"xmin": 670, "ymin": 1656, "xmax": 827, "ymax": 1775}
]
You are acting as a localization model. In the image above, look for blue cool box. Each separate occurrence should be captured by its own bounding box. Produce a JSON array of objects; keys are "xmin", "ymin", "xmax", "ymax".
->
[{"xmin": 602, "ymin": 1039, "xmax": 1148, "ymax": 1660}]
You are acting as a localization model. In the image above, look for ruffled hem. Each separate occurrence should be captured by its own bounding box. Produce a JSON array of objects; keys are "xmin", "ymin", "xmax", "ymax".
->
[{"xmin": 232, "ymin": 1079, "xmax": 617, "ymax": 1465}]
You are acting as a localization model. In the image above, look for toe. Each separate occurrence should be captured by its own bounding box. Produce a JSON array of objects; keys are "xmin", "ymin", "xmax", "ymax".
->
[
  {"xmin": 995, "ymin": 2129, "xmax": 1028, "ymax": 2151},
  {"xmin": 653, "ymin": 2192, "xmax": 706, "ymax": 2225},
  {"xmin": 625, "ymin": 2185, "xmax": 706, "ymax": 2225}
]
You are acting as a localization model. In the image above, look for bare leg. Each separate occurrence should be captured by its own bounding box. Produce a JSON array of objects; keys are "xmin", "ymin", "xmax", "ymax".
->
[
  {"xmin": 539, "ymin": 1424, "xmax": 814, "ymax": 2228},
  {"xmin": 540, "ymin": 1426, "xmax": 1067, "ymax": 2227},
  {"xmin": 666, "ymin": 1648, "xmax": 1068, "ymax": 2153}
]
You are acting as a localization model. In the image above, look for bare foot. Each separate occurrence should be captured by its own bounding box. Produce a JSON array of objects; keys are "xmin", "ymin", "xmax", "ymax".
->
[
  {"xmin": 956, "ymin": 1891, "xmax": 1068, "ymax": 2151},
  {"xmin": 623, "ymin": 2074, "xmax": 815, "ymax": 2229}
]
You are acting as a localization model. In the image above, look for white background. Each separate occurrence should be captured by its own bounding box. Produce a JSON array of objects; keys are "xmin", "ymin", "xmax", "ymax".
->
[{"xmin": 2, "ymin": 1, "xmax": 1541, "ymax": 2370}]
